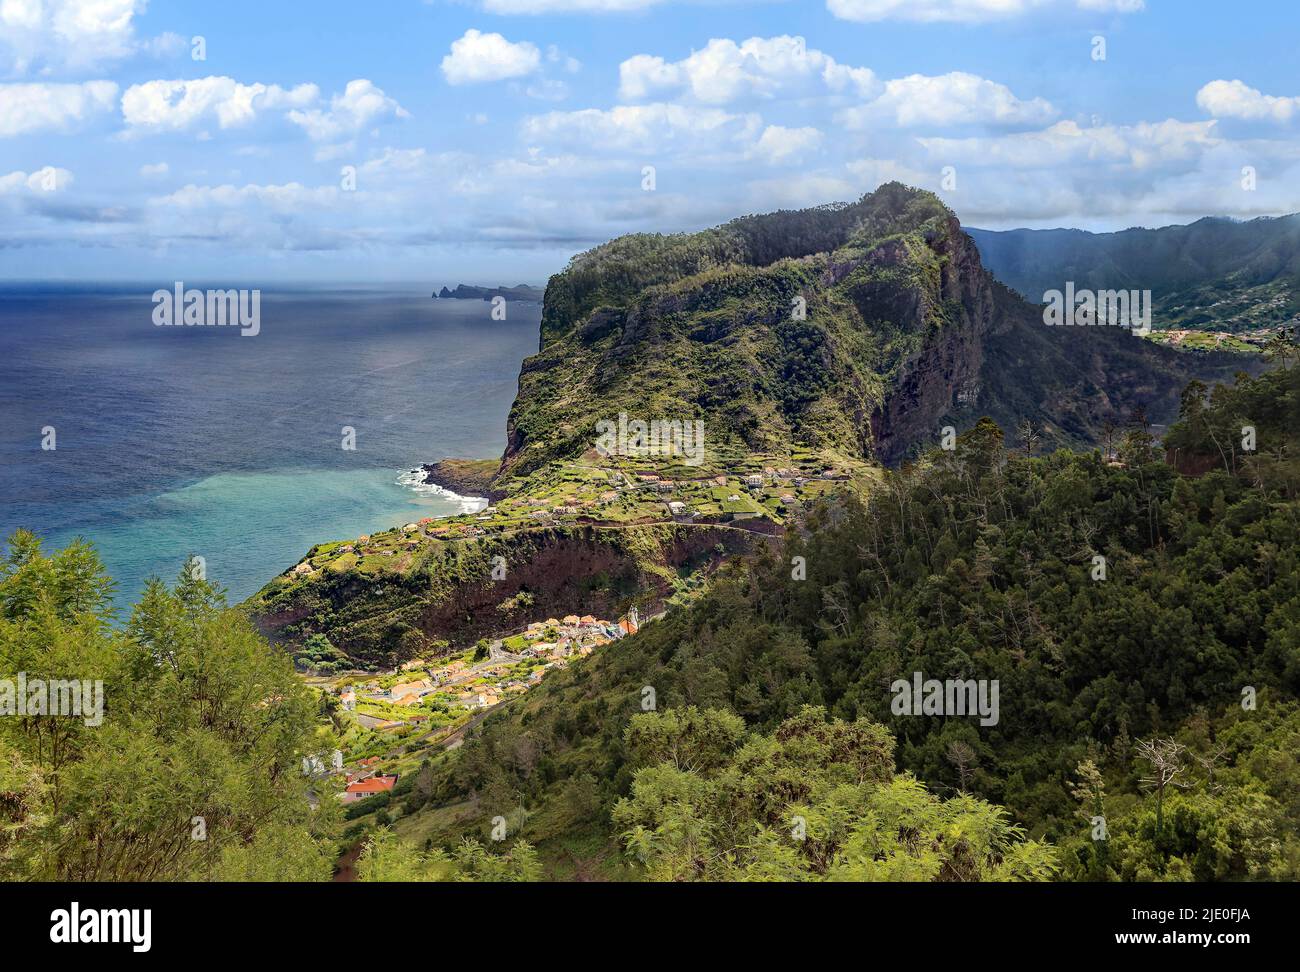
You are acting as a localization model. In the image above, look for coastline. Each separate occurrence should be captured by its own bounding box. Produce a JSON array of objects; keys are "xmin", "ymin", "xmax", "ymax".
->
[{"xmin": 417, "ymin": 458, "xmax": 504, "ymax": 503}]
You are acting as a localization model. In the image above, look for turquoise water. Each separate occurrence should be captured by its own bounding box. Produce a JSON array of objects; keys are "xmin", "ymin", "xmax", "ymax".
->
[
  {"xmin": 0, "ymin": 287, "xmax": 540, "ymax": 609},
  {"xmin": 41, "ymin": 468, "xmax": 484, "ymax": 607}
]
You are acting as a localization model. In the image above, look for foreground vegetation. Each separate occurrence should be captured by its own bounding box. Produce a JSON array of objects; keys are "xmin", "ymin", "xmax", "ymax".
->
[{"xmin": 0, "ymin": 547, "xmax": 335, "ymax": 880}]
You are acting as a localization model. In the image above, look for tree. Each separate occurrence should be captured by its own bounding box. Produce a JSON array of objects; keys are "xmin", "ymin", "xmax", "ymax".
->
[
  {"xmin": 946, "ymin": 740, "xmax": 978, "ymax": 793},
  {"xmin": 1262, "ymin": 328, "xmax": 1297, "ymax": 369},
  {"xmin": 357, "ymin": 827, "xmax": 540, "ymax": 882},
  {"xmin": 1135, "ymin": 737, "xmax": 1189, "ymax": 837},
  {"xmin": 613, "ymin": 706, "xmax": 1056, "ymax": 882},
  {"xmin": 0, "ymin": 535, "xmax": 331, "ymax": 881},
  {"xmin": 1016, "ymin": 419, "xmax": 1041, "ymax": 457},
  {"xmin": 1070, "ymin": 758, "xmax": 1106, "ymax": 824}
]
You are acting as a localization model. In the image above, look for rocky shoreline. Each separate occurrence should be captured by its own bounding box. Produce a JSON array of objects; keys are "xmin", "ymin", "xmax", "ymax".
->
[{"xmin": 420, "ymin": 458, "xmax": 505, "ymax": 502}]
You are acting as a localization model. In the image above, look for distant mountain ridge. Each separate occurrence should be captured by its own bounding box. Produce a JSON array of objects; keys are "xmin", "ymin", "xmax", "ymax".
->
[{"xmin": 969, "ymin": 215, "xmax": 1300, "ymax": 335}]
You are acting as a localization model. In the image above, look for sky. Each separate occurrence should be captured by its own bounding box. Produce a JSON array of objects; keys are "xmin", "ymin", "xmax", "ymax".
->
[{"xmin": 2, "ymin": 0, "xmax": 1299, "ymax": 284}]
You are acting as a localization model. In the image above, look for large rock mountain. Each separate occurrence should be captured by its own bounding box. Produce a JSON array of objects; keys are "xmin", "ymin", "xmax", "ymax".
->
[
  {"xmin": 969, "ymin": 215, "xmax": 1300, "ymax": 333},
  {"xmin": 248, "ymin": 185, "xmax": 1256, "ymax": 663},
  {"xmin": 498, "ymin": 183, "xmax": 1245, "ymax": 473}
]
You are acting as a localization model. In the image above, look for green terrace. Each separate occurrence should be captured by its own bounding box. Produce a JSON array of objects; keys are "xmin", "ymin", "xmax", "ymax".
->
[{"xmin": 266, "ymin": 451, "xmax": 880, "ymax": 589}]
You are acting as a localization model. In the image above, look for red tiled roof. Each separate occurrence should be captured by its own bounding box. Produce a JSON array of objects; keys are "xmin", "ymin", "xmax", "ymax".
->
[{"xmin": 346, "ymin": 775, "xmax": 397, "ymax": 795}]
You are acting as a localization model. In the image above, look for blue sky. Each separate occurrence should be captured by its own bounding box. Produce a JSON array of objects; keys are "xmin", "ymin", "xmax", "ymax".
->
[{"xmin": 3, "ymin": 0, "xmax": 1300, "ymax": 284}]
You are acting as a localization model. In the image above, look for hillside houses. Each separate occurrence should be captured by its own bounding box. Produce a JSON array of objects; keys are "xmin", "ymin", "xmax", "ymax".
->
[
  {"xmin": 343, "ymin": 774, "xmax": 398, "ymax": 803},
  {"xmin": 388, "ymin": 679, "xmax": 431, "ymax": 700},
  {"xmin": 456, "ymin": 688, "xmax": 500, "ymax": 709},
  {"xmin": 325, "ymin": 607, "xmax": 645, "ymax": 776}
]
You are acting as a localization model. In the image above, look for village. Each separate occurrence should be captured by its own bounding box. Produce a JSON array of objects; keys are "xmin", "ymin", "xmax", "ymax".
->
[
  {"xmin": 285, "ymin": 448, "xmax": 878, "ymax": 805},
  {"xmin": 312, "ymin": 609, "xmax": 642, "ymax": 802}
]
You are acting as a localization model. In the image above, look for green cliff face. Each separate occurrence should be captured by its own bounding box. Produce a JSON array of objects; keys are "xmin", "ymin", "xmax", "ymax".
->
[{"xmin": 501, "ymin": 182, "xmax": 1247, "ymax": 477}]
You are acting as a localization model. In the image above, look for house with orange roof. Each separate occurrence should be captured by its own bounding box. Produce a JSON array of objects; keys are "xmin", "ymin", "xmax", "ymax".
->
[
  {"xmin": 389, "ymin": 679, "xmax": 430, "ymax": 699},
  {"xmin": 342, "ymin": 775, "xmax": 398, "ymax": 802}
]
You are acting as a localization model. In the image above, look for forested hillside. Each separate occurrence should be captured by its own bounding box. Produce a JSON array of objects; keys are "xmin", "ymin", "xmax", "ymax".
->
[
  {"xmin": 404, "ymin": 364, "xmax": 1299, "ymax": 881},
  {"xmin": 970, "ymin": 216, "xmax": 1300, "ymax": 335}
]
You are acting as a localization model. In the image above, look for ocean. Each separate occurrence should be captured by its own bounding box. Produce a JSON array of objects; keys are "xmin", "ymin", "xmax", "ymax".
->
[{"xmin": 0, "ymin": 285, "xmax": 540, "ymax": 610}]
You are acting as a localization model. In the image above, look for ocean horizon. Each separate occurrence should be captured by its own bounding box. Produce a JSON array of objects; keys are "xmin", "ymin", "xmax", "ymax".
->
[{"xmin": 0, "ymin": 286, "xmax": 540, "ymax": 610}]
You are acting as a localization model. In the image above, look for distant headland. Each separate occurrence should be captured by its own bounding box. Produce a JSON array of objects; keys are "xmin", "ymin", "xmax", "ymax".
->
[{"xmin": 435, "ymin": 283, "xmax": 545, "ymax": 302}]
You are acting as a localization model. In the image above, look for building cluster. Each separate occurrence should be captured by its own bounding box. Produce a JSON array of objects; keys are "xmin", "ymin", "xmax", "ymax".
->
[
  {"xmin": 342, "ymin": 756, "xmax": 398, "ymax": 803},
  {"xmin": 520, "ymin": 609, "xmax": 639, "ymax": 662}
]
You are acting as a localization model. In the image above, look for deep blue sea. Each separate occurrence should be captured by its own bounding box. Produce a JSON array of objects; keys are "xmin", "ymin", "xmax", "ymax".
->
[{"xmin": 0, "ymin": 285, "xmax": 540, "ymax": 610}]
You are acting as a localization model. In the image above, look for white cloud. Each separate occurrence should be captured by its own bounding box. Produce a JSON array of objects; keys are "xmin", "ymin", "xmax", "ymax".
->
[
  {"xmin": 525, "ymin": 77, "xmax": 571, "ymax": 101},
  {"xmin": 1077, "ymin": 0, "xmax": 1144, "ymax": 11},
  {"xmin": 841, "ymin": 72, "xmax": 1056, "ymax": 127},
  {"xmin": 141, "ymin": 30, "xmax": 188, "ymax": 59},
  {"xmin": 0, "ymin": 81, "xmax": 117, "ymax": 136},
  {"xmin": 619, "ymin": 36, "xmax": 877, "ymax": 104},
  {"xmin": 139, "ymin": 161, "xmax": 168, "ymax": 177},
  {"xmin": 752, "ymin": 125, "xmax": 823, "ymax": 163},
  {"xmin": 522, "ymin": 102, "xmax": 759, "ymax": 153},
  {"xmin": 151, "ymin": 181, "xmax": 341, "ymax": 213},
  {"xmin": 826, "ymin": 0, "xmax": 1143, "ymax": 24},
  {"xmin": 0, "ymin": 0, "xmax": 161, "ymax": 73},
  {"xmin": 0, "ymin": 166, "xmax": 74, "ymax": 193},
  {"xmin": 844, "ymin": 157, "xmax": 931, "ymax": 188},
  {"xmin": 121, "ymin": 77, "xmax": 320, "ymax": 133},
  {"xmin": 545, "ymin": 44, "xmax": 581, "ymax": 74},
  {"xmin": 287, "ymin": 79, "xmax": 409, "ymax": 141},
  {"xmin": 744, "ymin": 172, "xmax": 856, "ymax": 210},
  {"xmin": 441, "ymin": 29, "xmax": 541, "ymax": 85},
  {"xmin": 359, "ymin": 147, "xmax": 434, "ymax": 178},
  {"xmin": 918, "ymin": 118, "xmax": 1220, "ymax": 168},
  {"xmin": 1196, "ymin": 79, "xmax": 1300, "ymax": 123}
]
